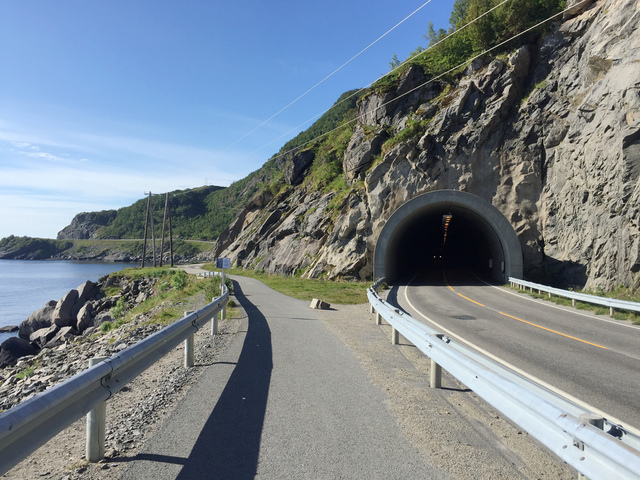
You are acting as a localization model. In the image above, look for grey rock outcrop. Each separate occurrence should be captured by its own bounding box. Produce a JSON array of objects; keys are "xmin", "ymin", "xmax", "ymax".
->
[
  {"xmin": 284, "ymin": 150, "xmax": 315, "ymax": 185},
  {"xmin": 56, "ymin": 210, "xmax": 116, "ymax": 240},
  {"xmin": 343, "ymin": 126, "xmax": 388, "ymax": 183}
]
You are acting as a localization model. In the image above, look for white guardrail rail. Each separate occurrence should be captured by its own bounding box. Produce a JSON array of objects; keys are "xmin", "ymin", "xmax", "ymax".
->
[
  {"xmin": 509, "ymin": 277, "xmax": 640, "ymax": 316},
  {"xmin": 0, "ymin": 285, "xmax": 229, "ymax": 475},
  {"xmin": 368, "ymin": 279, "xmax": 640, "ymax": 480}
]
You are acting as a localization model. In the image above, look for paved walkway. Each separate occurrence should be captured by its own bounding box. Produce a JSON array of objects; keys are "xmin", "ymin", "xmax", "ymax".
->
[{"xmin": 118, "ymin": 276, "xmax": 444, "ymax": 479}]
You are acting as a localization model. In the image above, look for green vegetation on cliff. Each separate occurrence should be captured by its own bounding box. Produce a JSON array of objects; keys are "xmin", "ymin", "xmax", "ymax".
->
[{"xmin": 377, "ymin": 0, "xmax": 565, "ymax": 90}]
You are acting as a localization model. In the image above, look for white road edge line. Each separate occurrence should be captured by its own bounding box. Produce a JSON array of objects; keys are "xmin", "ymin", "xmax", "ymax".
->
[{"xmin": 402, "ymin": 278, "xmax": 640, "ymax": 436}]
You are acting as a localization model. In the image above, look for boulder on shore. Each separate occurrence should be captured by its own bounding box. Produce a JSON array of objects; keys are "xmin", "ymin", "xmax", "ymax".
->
[
  {"xmin": 0, "ymin": 337, "xmax": 39, "ymax": 368},
  {"xmin": 52, "ymin": 290, "xmax": 79, "ymax": 328},
  {"xmin": 29, "ymin": 325, "xmax": 59, "ymax": 349},
  {"xmin": 19, "ymin": 301, "xmax": 56, "ymax": 340}
]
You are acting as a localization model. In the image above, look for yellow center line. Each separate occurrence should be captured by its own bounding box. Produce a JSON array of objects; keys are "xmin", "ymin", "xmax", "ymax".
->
[
  {"xmin": 456, "ymin": 292, "xmax": 485, "ymax": 307},
  {"xmin": 499, "ymin": 312, "xmax": 607, "ymax": 350},
  {"xmin": 446, "ymin": 278, "xmax": 606, "ymax": 349}
]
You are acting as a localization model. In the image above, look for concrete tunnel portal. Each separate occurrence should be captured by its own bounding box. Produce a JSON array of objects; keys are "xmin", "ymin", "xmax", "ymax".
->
[{"xmin": 373, "ymin": 190, "xmax": 523, "ymax": 284}]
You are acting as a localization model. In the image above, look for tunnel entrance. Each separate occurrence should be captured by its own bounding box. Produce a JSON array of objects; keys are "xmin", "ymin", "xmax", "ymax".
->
[{"xmin": 373, "ymin": 190, "xmax": 523, "ymax": 283}]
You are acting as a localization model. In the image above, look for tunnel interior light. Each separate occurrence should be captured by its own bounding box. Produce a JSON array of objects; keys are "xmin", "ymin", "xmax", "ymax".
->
[{"xmin": 442, "ymin": 214, "xmax": 452, "ymax": 245}]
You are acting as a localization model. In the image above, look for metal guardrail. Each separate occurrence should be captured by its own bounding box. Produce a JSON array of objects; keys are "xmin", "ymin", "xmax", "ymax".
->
[
  {"xmin": 368, "ymin": 282, "xmax": 640, "ymax": 480},
  {"xmin": 509, "ymin": 277, "xmax": 640, "ymax": 315},
  {"xmin": 0, "ymin": 286, "xmax": 229, "ymax": 475}
]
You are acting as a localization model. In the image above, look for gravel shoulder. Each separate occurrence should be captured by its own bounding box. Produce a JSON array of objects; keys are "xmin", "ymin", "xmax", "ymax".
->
[{"xmin": 315, "ymin": 301, "xmax": 575, "ymax": 479}]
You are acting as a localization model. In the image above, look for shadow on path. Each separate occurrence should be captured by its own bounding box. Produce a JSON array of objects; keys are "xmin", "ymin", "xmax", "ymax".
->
[{"xmin": 175, "ymin": 280, "xmax": 273, "ymax": 479}]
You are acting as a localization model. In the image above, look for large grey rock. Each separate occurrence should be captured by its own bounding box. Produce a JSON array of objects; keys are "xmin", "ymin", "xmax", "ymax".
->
[
  {"xmin": 52, "ymin": 289, "xmax": 79, "ymax": 328},
  {"xmin": 30, "ymin": 325, "xmax": 59, "ymax": 349},
  {"xmin": 76, "ymin": 303, "xmax": 94, "ymax": 333},
  {"xmin": 76, "ymin": 280, "xmax": 96, "ymax": 306},
  {"xmin": 19, "ymin": 301, "xmax": 56, "ymax": 340},
  {"xmin": 44, "ymin": 326, "xmax": 76, "ymax": 349}
]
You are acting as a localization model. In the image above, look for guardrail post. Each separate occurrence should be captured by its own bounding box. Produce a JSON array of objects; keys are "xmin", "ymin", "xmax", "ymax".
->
[
  {"xmin": 430, "ymin": 334, "xmax": 444, "ymax": 389},
  {"xmin": 609, "ymin": 307, "xmax": 614, "ymax": 317},
  {"xmin": 375, "ymin": 311, "xmax": 382, "ymax": 325},
  {"xmin": 577, "ymin": 413, "xmax": 605, "ymax": 480},
  {"xmin": 391, "ymin": 327, "xmax": 399, "ymax": 345},
  {"xmin": 184, "ymin": 311, "xmax": 195, "ymax": 368},
  {"xmin": 572, "ymin": 299, "xmax": 576, "ymax": 307},
  {"xmin": 211, "ymin": 301, "xmax": 219, "ymax": 335},
  {"xmin": 370, "ymin": 303, "xmax": 374, "ymax": 314},
  {"xmin": 86, "ymin": 357, "xmax": 107, "ymax": 463}
]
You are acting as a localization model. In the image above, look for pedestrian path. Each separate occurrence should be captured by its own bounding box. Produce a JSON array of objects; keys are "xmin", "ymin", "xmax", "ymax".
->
[{"xmin": 118, "ymin": 276, "xmax": 444, "ymax": 479}]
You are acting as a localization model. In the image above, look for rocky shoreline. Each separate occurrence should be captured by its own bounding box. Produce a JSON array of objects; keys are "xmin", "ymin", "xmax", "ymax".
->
[
  {"xmin": 0, "ymin": 273, "xmax": 158, "ymax": 376},
  {"xmin": 0, "ymin": 266, "xmax": 243, "ymax": 479},
  {"xmin": 2, "ymin": 290, "xmax": 243, "ymax": 480}
]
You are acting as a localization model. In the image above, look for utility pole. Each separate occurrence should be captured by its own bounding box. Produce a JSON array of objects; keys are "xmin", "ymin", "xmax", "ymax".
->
[
  {"xmin": 141, "ymin": 192, "xmax": 152, "ymax": 268},
  {"xmin": 160, "ymin": 193, "xmax": 169, "ymax": 267},
  {"xmin": 150, "ymin": 194, "xmax": 156, "ymax": 268},
  {"xmin": 168, "ymin": 204, "xmax": 174, "ymax": 267}
]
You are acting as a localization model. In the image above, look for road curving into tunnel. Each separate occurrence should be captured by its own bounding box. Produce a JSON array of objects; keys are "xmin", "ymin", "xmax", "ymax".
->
[{"xmin": 390, "ymin": 268, "xmax": 640, "ymax": 433}]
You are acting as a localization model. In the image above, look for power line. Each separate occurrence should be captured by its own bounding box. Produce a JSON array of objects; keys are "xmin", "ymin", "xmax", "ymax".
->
[
  {"xmin": 218, "ymin": 0, "xmax": 436, "ymax": 155},
  {"xmin": 250, "ymin": 0, "xmax": 582, "ymax": 168},
  {"xmin": 241, "ymin": 0, "xmax": 514, "ymax": 160}
]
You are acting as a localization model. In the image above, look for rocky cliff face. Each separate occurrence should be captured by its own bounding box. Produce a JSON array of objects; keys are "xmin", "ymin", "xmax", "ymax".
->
[
  {"xmin": 57, "ymin": 210, "xmax": 117, "ymax": 240},
  {"xmin": 216, "ymin": 0, "xmax": 640, "ymax": 291}
]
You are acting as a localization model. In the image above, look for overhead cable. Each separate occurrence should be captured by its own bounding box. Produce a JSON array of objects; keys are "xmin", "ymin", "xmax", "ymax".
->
[
  {"xmin": 219, "ymin": 0, "xmax": 436, "ymax": 155},
  {"xmin": 260, "ymin": 0, "xmax": 585, "ymax": 167},
  {"xmin": 245, "ymin": 0, "xmax": 514, "ymax": 159}
]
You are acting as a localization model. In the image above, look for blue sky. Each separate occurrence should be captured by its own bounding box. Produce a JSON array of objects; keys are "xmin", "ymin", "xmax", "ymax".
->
[{"xmin": 0, "ymin": 0, "xmax": 456, "ymax": 239}]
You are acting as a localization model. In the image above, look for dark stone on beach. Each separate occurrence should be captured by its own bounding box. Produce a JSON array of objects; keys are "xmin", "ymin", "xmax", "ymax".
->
[
  {"xmin": 0, "ymin": 337, "xmax": 39, "ymax": 368},
  {"xmin": 0, "ymin": 325, "xmax": 18, "ymax": 333}
]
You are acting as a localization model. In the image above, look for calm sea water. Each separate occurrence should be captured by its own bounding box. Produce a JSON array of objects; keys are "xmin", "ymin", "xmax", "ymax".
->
[{"xmin": 0, "ymin": 260, "xmax": 137, "ymax": 344}]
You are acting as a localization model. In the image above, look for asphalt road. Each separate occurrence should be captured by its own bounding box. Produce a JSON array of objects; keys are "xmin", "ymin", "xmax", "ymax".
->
[
  {"xmin": 392, "ymin": 269, "xmax": 640, "ymax": 432},
  {"xmin": 118, "ymin": 275, "xmax": 445, "ymax": 479}
]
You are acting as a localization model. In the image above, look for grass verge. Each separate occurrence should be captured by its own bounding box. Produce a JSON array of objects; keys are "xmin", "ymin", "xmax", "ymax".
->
[{"xmin": 203, "ymin": 265, "xmax": 369, "ymax": 304}]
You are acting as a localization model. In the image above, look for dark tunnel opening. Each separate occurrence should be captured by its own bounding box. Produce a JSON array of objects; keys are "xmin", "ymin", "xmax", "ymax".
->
[
  {"xmin": 375, "ymin": 191, "xmax": 523, "ymax": 285},
  {"xmin": 392, "ymin": 206, "xmax": 499, "ymax": 283}
]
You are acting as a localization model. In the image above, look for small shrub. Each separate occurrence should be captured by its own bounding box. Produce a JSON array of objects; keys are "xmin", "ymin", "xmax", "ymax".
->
[
  {"xmin": 170, "ymin": 270, "xmax": 188, "ymax": 290},
  {"xmin": 111, "ymin": 297, "xmax": 129, "ymax": 321},
  {"xmin": 15, "ymin": 365, "xmax": 36, "ymax": 380}
]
